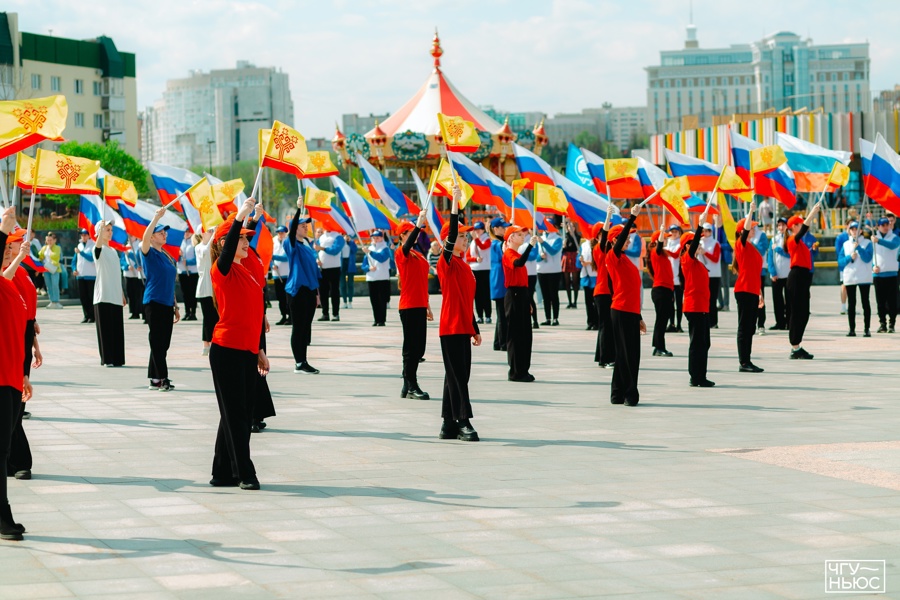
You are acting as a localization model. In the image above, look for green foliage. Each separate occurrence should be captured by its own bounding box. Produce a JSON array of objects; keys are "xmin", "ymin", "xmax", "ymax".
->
[
  {"xmin": 47, "ymin": 140, "xmax": 150, "ymax": 208},
  {"xmin": 28, "ymin": 215, "xmax": 78, "ymax": 231}
]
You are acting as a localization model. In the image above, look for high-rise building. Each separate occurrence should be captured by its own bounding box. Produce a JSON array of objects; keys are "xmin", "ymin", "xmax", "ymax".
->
[
  {"xmin": 0, "ymin": 12, "xmax": 139, "ymax": 157},
  {"xmin": 143, "ymin": 61, "xmax": 293, "ymax": 169},
  {"xmin": 341, "ymin": 113, "xmax": 390, "ymax": 137},
  {"xmin": 646, "ymin": 24, "xmax": 870, "ymax": 134},
  {"xmin": 874, "ymin": 85, "xmax": 900, "ymax": 111},
  {"xmin": 542, "ymin": 105, "xmax": 648, "ymax": 153},
  {"xmin": 479, "ymin": 106, "xmax": 545, "ymax": 135}
]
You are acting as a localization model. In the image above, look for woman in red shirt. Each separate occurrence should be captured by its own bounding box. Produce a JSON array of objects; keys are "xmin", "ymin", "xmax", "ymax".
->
[
  {"xmin": 649, "ymin": 227, "xmax": 677, "ymax": 357},
  {"xmin": 437, "ymin": 186, "xmax": 481, "ymax": 441},
  {"xmin": 207, "ymin": 199, "xmax": 268, "ymax": 490},
  {"xmin": 785, "ymin": 203, "xmax": 821, "ymax": 359},
  {"xmin": 604, "ymin": 207, "xmax": 645, "ymax": 406},
  {"xmin": 733, "ymin": 202, "xmax": 765, "ymax": 373},
  {"xmin": 395, "ymin": 212, "xmax": 433, "ymax": 400},
  {"xmin": 680, "ymin": 213, "xmax": 714, "ymax": 387},
  {"xmin": 591, "ymin": 222, "xmax": 615, "ymax": 368},
  {"xmin": 0, "ymin": 206, "xmax": 33, "ymax": 540},
  {"xmin": 503, "ymin": 224, "xmax": 537, "ymax": 382}
]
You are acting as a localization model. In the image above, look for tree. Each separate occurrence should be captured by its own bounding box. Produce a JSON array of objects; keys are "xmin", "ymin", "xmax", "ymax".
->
[
  {"xmin": 573, "ymin": 131, "xmax": 602, "ymax": 155},
  {"xmin": 50, "ymin": 140, "xmax": 151, "ymax": 207}
]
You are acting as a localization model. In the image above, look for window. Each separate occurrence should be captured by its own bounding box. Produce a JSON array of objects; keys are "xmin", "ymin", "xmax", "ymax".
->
[
  {"xmin": 93, "ymin": 81, "xmax": 102, "ymax": 96},
  {"xmin": 93, "ymin": 114, "xmax": 103, "ymax": 129},
  {"xmin": 74, "ymin": 79, "xmax": 84, "ymax": 94},
  {"xmin": 31, "ymin": 74, "xmax": 41, "ymax": 89},
  {"xmin": 74, "ymin": 112, "xmax": 84, "ymax": 128},
  {"xmin": 50, "ymin": 76, "xmax": 61, "ymax": 91}
]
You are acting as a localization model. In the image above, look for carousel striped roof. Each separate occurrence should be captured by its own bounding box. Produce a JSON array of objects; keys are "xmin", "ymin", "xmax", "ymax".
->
[{"xmin": 365, "ymin": 32, "xmax": 502, "ymax": 139}]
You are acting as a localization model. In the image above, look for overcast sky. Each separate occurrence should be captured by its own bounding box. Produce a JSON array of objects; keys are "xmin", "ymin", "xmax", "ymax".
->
[{"xmin": 9, "ymin": 0, "xmax": 900, "ymax": 138}]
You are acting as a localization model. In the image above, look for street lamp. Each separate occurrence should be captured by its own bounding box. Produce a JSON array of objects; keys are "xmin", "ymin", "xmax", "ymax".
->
[{"xmin": 206, "ymin": 139, "xmax": 214, "ymax": 174}]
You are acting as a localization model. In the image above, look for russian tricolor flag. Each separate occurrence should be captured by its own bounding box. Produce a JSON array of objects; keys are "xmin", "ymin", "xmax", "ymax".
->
[
  {"xmin": 148, "ymin": 162, "xmax": 201, "ymax": 212},
  {"xmin": 731, "ymin": 130, "xmax": 797, "ymax": 208},
  {"xmin": 776, "ymin": 133, "xmax": 851, "ymax": 194},
  {"xmin": 356, "ymin": 153, "xmax": 419, "ymax": 218},
  {"xmin": 637, "ymin": 157, "xmax": 668, "ymax": 199},
  {"xmin": 479, "ymin": 166, "xmax": 553, "ymax": 231},
  {"xmin": 411, "ymin": 170, "xmax": 445, "ymax": 244},
  {"xmin": 304, "ymin": 181, "xmax": 356, "ymax": 237},
  {"xmin": 865, "ymin": 134, "xmax": 900, "ymax": 215},
  {"xmin": 118, "ymin": 200, "xmax": 188, "ymax": 260},
  {"xmin": 78, "ymin": 195, "xmax": 128, "ymax": 251},
  {"xmin": 664, "ymin": 149, "xmax": 721, "ymax": 192},
  {"xmin": 332, "ymin": 176, "xmax": 391, "ymax": 233},
  {"xmin": 580, "ymin": 147, "xmax": 643, "ymax": 199},
  {"xmin": 513, "ymin": 143, "xmax": 555, "ymax": 187},
  {"xmin": 550, "ymin": 170, "xmax": 622, "ymax": 234},
  {"xmin": 446, "ymin": 151, "xmax": 497, "ymax": 207},
  {"xmin": 249, "ymin": 216, "xmax": 274, "ymax": 274}
]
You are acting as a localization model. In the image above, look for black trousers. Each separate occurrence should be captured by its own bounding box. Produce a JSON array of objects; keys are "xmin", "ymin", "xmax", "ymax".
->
[
  {"xmin": 685, "ymin": 312, "xmax": 710, "ymax": 384},
  {"xmin": 0, "ymin": 387, "xmax": 20, "ymax": 504},
  {"xmin": 209, "ymin": 344, "xmax": 257, "ymax": 482},
  {"xmin": 289, "ymin": 287, "xmax": 317, "ymax": 363},
  {"xmin": 7, "ymin": 320, "xmax": 33, "ymax": 475},
  {"xmin": 199, "ymin": 296, "xmax": 219, "ymax": 343},
  {"xmin": 735, "ymin": 291, "xmax": 758, "ymax": 365},
  {"xmin": 505, "ymin": 286, "xmax": 533, "ymax": 379},
  {"xmin": 440, "ymin": 334, "xmax": 473, "ymax": 421},
  {"xmin": 400, "ymin": 307, "xmax": 427, "ymax": 388},
  {"xmin": 708, "ymin": 277, "xmax": 721, "ymax": 327},
  {"xmin": 78, "ymin": 278, "xmax": 95, "ymax": 320},
  {"xmin": 594, "ymin": 294, "xmax": 616, "ymax": 365},
  {"xmin": 651, "ymin": 287, "xmax": 674, "ymax": 352},
  {"xmin": 320, "ymin": 267, "xmax": 342, "ymax": 317},
  {"xmin": 563, "ymin": 271, "xmax": 580, "ymax": 306},
  {"xmin": 24, "ymin": 320, "xmax": 34, "ymax": 378},
  {"xmin": 145, "ymin": 301, "xmax": 174, "ymax": 380},
  {"xmin": 178, "ymin": 272, "xmax": 199, "ymax": 316},
  {"xmin": 254, "ymin": 336, "xmax": 275, "ymax": 422},
  {"xmin": 94, "ymin": 302, "xmax": 125, "ymax": 366},
  {"xmin": 473, "ymin": 270, "xmax": 492, "ymax": 320},
  {"xmin": 787, "ymin": 267, "xmax": 812, "ymax": 346},
  {"xmin": 771, "ymin": 277, "xmax": 788, "ymax": 328},
  {"xmin": 274, "ymin": 278, "xmax": 290, "ymax": 319},
  {"xmin": 757, "ymin": 276, "xmax": 767, "ymax": 329},
  {"xmin": 125, "ymin": 277, "xmax": 144, "ymax": 318},
  {"xmin": 368, "ymin": 280, "xmax": 391, "ymax": 325},
  {"xmin": 670, "ymin": 285, "xmax": 684, "ymax": 328},
  {"xmin": 610, "ymin": 309, "xmax": 641, "ymax": 405},
  {"xmin": 584, "ymin": 287, "xmax": 598, "ymax": 328},
  {"xmin": 527, "ymin": 275, "xmax": 538, "ymax": 326},
  {"xmin": 874, "ymin": 276, "xmax": 898, "ymax": 327},
  {"xmin": 846, "ymin": 284, "xmax": 872, "ymax": 334},
  {"xmin": 538, "ymin": 272, "xmax": 561, "ymax": 321},
  {"xmin": 493, "ymin": 298, "xmax": 508, "ymax": 350}
]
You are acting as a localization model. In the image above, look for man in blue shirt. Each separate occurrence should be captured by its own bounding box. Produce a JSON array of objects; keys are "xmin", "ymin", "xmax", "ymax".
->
[{"xmin": 285, "ymin": 203, "xmax": 322, "ymax": 374}]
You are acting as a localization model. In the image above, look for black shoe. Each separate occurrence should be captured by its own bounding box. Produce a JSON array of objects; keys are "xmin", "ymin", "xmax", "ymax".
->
[
  {"xmin": 148, "ymin": 380, "xmax": 161, "ymax": 391},
  {"xmin": 275, "ymin": 317, "xmax": 287, "ymax": 326},
  {"xmin": 456, "ymin": 421, "xmax": 479, "ymax": 442},
  {"xmin": 400, "ymin": 383, "xmax": 408, "ymax": 398},
  {"xmin": 877, "ymin": 325, "xmax": 887, "ymax": 333},
  {"xmin": 864, "ymin": 330, "xmax": 871, "ymax": 338},
  {"xmin": 551, "ymin": 319, "xmax": 559, "ymax": 326},
  {"xmin": 690, "ymin": 379, "xmax": 716, "ymax": 387},
  {"xmin": 739, "ymin": 363, "xmax": 764, "ymax": 373},
  {"xmin": 209, "ymin": 477, "xmax": 239, "ymax": 487},
  {"xmin": 81, "ymin": 317, "xmax": 90, "ymax": 324},
  {"xmin": 294, "ymin": 362, "xmax": 320, "ymax": 374},
  {"xmin": 602, "ymin": 362, "xmax": 615, "ymax": 369},
  {"xmin": 0, "ymin": 504, "xmax": 24, "ymax": 540},
  {"xmin": 418, "ymin": 357, "xmax": 426, "ymax": 362},
  {"xmin": 625, "ymin": 398, "xmax": 639, "ymax": 407},
  {"xmin": 13, "ymin": 470, "xmax": 31, "ymax": 480},
  {"xmin": 652, "ymin": 349, "xmax": 673, "ymax": 357},
  {"xmin": 318, "ymin": 315, "xmax": 330, "ymax": 322},
  {"xmin": 376, "ymin": 322, "xmax": 386, "ymax": 327},
  {"xmin": 21, "ymin": 411, "xmax": 30, "ymax": 420},
  {"xmin": 476, "ymin": 318, "xmax": 484, "ymax": 324},
  {"xmin": 790, "ymin": 348, "xmax": 814, "ymax": 360},
  {"xmin": 665, "ymin": 324, "xmax": 677, "ymax": 332},
  {"xmin": 508, "ymin": 374, "xmax": 535, "ymax": 382},
  {"xmin": 258, "ymin": 421, "xmax": 266, "ymax": 430},
  {"xmin": 890, "ymin": 327, "xmax": 896, "ymax": 334},
  {"xmin": 541, "ymin": 320, "xmax": 551, "ymax": 326},
  {"xmin": 610, "ymin": 397, "xmax": 625, "ymax": 405},
  {"xmin": 406, "ymin": 388, "xmax": 430, "ymax": 400},
  {"xmin": 532, "ymin": 322, "xmax": 540, "ymax": 329},
  {"xmin": 846, "ymin": 331, "xmax": 856, "ymax": 337},
  {"xmin": 332, "ymin": 315, "xmax": 340, "ymax": 322},
  {"xmin": 675, "ymin": 327, "xmax": 684, "ymax": 333},
  {"xmin": 439, "ymin": 420, "xmax": 459, "ymax": 439},
  {"xmin": 251, "ymin": 422, "xmax": 260, "ymax": 433},
  {"xmin": 159, "ymin": 379, "xmax": 174, "ymax": 392},
  {"xmin": 239, "ymin": 479, "xmax": 260, "ymax": 490}
]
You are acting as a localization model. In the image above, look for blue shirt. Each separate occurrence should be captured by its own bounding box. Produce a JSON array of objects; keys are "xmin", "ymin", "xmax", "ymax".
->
[
  {"xmin": 284, "ymin": 238, "xmax": 320, "ymax": 295},
  {"xmin": 141, "ymin": 247, "xmax": 176, "ymax": 306},
  {"xmin": 490, "ymin": 239, "xmax": 506, "ymax": 299}
]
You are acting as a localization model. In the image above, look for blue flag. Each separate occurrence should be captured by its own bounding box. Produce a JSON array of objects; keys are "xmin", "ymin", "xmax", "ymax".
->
[{"xmin": 566, "ymin": 143, "xmax": 594, "ymax": 192}]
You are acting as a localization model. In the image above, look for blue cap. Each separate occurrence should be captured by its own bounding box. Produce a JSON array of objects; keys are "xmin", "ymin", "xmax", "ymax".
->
[
  {"xmin": 473, "ymin": 221, "xmax": 485, "ymax": 230},
  {"xmin": 152, "ymin": 224, "xmax": 170, "ymax": 234},
  {"xmin": 79, "ymin": 228, "xmax": 89, "ymax": 235},
  {"xmin": 276, "ymin": 225, "xmax": 288, "ymax": 233},
  {"xmin": 297, "ymin": 217, "xmax": 312, "ymax": 224},
  {"xmin": 667, "ymin": 224, "xmax": 682, "ymax": 231},
  {"xmin": 878, "ymin": 217, "xmax": 890, "ymax": 226},
  {"xmin": 848, "ymin": 221, "xmax": 859, "ymax": 229},
  {"xmin": 490, "ymin": 217, "xmax": 510, "ymax": 229},
  {"xmin": 777, "ymin": 217, "xmax": 788, "ymax": 225},
  {"xmin": 370, "ymin": 230, "xmax": 384, "ymax": 237}
]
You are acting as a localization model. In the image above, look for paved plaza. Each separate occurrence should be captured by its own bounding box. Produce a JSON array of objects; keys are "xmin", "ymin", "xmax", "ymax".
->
[{"xmin": 2, "ymin": 285, "xmax": 898, "ymax": 599}]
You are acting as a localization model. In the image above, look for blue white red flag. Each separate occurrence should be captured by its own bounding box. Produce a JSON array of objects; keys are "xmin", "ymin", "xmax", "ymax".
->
[{"xmin": 356, "ymin": 153, "xmax": 419, "ymax": 218}]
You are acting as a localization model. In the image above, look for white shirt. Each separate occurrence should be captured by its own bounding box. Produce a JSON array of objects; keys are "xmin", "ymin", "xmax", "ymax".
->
[
  {"xmin": 178, "ymin": 238, "xmax": 198, "ymax": 274},
  {"xmin": 699, "ymin": 234, "xmax": 721, "ymax": 278},
  {"xmin": 875, "ymin": 231, "xmax": 900, "ymax": 274},
  {"xmin": 842, "ymin": 237, "xmax": 873, "ymax": 285},
  {"xmin": 93, "ymin": 246, "xmax": 123, "ymax": 305},
  {"xmin": 519, "ymin": 238, "xmax": 537, "ymax": 276},
  {"xmin": 272, "ymin": 237, "xmax": 290, "ymax": 278},
  {"xmin": 580, "ymin": 239, "xmax": 596, "ymax": 278},
  {"xmin": 75, "ymin": 240, "xmax": 96, "ymax": 278},
  {"xmin": 536, "ymin": 232, "xmax": 562, "ymax": 274},
  {"xmin": 468, "ymin": 232, "xmax": 492, "ymax": 272},
  {"xmin": 195, "ymin": 240, "xmax": 213, "ymax": 299},
  {"xmin": 364, "ymin": 241, "xmax": 391, "ymax": 281},
  {"xmin": 665, "ymin": 236, "xmax": 681, "ymax": 285},
  {"xmin": 318, "ymin": 231, "xmax": 343, "ymax": 270},
  {"xmin": 771, "ymin": 232, "xmax": 791, "ymax": 279}
]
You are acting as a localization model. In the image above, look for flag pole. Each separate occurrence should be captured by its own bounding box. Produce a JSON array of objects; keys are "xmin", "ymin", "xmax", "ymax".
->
[
  {"xmin": 0, "ymin": 166, "xmax": 9, "ymax": 209},
  {"xmin": 24, "ymin": 150, "xmax": 43, "ymax": 242}
]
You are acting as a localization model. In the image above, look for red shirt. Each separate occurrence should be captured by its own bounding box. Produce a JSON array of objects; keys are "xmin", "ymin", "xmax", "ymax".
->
[
  {"xmin": 437, "ymin": 254, "xmax": 476, "ymax": 336},
  {"xmin": 0, "ymin": 277, "xmax": 26, "ymax": 390},
  {"xmin": 211, "ymin": 253, "xmax": 265, "ymax": 353},
  {"xmin": 13, "ymin": 266, "xmax": 37, "ymax": 320},
  {"xmin": 681, "ymin": 252, "xmax": 710, "ymax": 313},
  {"xmin": 503, "ymin": 248, "xmax": 529, "ymax": 288},
  {"xmin": 592, "ymin": 244, "xmax": 610, "ymax": 296},
  {"xmin": 650, "ymin": 247, "xmax": 675, "ymax": 290},
  {"xmin": 787, "ymin": 236, "xmax": 812, "ymax": 270},
  {"xmin": 605, "ymin": 251, "xmax": 642, "ymax": 314},
  {"xmin": 734, "ymin": 237, "xmax": 763, "ymax": 295},
  {"xmin": 395, "ymin": 246, "xmax": 429, "ymax": 310}
]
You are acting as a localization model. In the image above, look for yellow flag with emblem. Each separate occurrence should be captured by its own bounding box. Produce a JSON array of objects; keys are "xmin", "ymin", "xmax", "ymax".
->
[
  {"xmin": 429, "ymin": 160, "xmax": 474, "ymax": 208},
  {"xmin": 261, "ymin": 120, "xmax": 308, "ymax": 178},
  {"xmin": 104, "ymin": 174, "xmax": 138, "ymax": 207},
  {"xmin": 749, "ymin": 145, "xmax": 787, "ymax": 175},
  {"xmin": 658, "ymin": 178, "xmax": 691, "ymax": 225},
  {"xmin": 211, "ymin": 178, "xmax": 245, "ymax": 207},
  {"xmin": 184, "ymin": 178, "xmax": 222, "ymax": 232},
  {"xmin": 716, "ymin": 193, "xmax": 738, "ymax": 247},
  {"xmin": 715, "ymin": 165, "xmax": 753, "ymax": 202},
  {"xmin": 0, "ymin": 95, "xmax": 68, "ymax": 160},
  {"xmin": 14, "ymin": 152, "xmax": 35, "ymax": 190},
  {"xmin": 533, "ymin": 183, "xmax": 569, "ymax": 215},
  {"xmin": 32, "ymin": 149, "xmax": 100, "ymax": 195},
  {"xmin": 604, "ymin": 158, "xmax": 639, "ymax": 182},
  {"xmin": 437, "ymin": 113, "xmax": 481, "ymax": 153},
  {"xmin": 512, "ymin": 178, "xmax": 530, "ymax": 200},
  {"xmin": 304, "ymin": 186, "xmax": 335, "ymax": 209},
  {"xmin": 258, "ymin": 129, "xmax": 272, "ymax": 166},
  {"xmin": 302, "ymin": 151, "xmax": 339, "ymax": 179},
  {"xmin": 827, "ymin": 162, "xmax": 850, "ymax": 187}
]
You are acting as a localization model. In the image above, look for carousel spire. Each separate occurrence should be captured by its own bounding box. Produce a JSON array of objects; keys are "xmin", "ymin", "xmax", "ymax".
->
[{"xmin": 431, "ymin": 28, "xmax": 443, "ymax": 73}]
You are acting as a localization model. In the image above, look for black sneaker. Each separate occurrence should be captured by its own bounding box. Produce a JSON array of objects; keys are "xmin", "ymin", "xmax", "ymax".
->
[
  {"xmin": 890, "ymin": 327, "xmax": 896, "ymax": 334},
  {"xmin": 551, "ymin": 319, "xmax": 560, "ymax": 326},
  {"xmin": 690, "ymin": 379, "xmax": 716, "ymax": 387},
  {"xmin": 439, "ymin": 420, "xmax": 458, "ymax": 439},
  {"xmin": 652, "ymin": 349, "xmax": 673, "ymax": 357},
  {"xmin": 406, "ymin": 388, "xmax": 431, "ymax": 400},
  {"xmin": 332, "ymin": 315, "xmax": 340, "ymax": 322},
  {"xmin": 14, "ymin": 470, "xmax": 31, "ymax": 480},
  {"xmin": 476, "ymin": 318, "xmax": 484, "ymax": 324},
  {"xmin": 877, "ymin": 325, "xmax": 888, "ymax": 333},
  {"xmin": 864, "ymin": 330, "xmax": 871, "ymax": 338},
  {"xmin": 159, "ymin": 379, "xmax": 174, "ymax": 392},
  {"xmin": 317, "ymin": 315, "xmax": 330, "ymax": 322},
  {"xmin": 209, "ymin": 477, "xmax": 239, "ymax": 487},
  {"xmin": 21, "ymin": 412, "xmax": 30, "ymax": 420},
  {"xmin": 739, "ymin": 363, "xmax": 764, "ymax": 373},
  {"xmin": 148, "ymin": 380, "xmax": 161, "ymax": 391},
  {"xmin": 456, "ymin": 421, "xmax": 479, "ymax": 442},
  {"xmin": 790, "ymin": 348, "xmax": 814, "ymax": 360},
  {"xmin": 239, "ymin": 479, "xmax": 260, "ymax": 490},
  {"xmin": 540, "ymin": 320, "xmax": 551, "ymax": 326},
  {"xmin": 294, "ymin": 362, "xmax": 320, "ymax": 374}
]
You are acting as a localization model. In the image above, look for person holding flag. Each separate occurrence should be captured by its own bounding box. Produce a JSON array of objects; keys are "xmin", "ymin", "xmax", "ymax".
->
[
  {"xmin": 314, "ymin": 227, "xmax": 345, "ymax": 322},
  {"xmin": 665, "ymin": 225, "xmax": 685, "ymax": 333},
  {"xmin": 194, "ymin": 229, "xmax": 217, "ymax": 356},
  {"xmin": 467, "ymin": 222, "xmax": 493, "ymax": 325},
  {"xmin": 837, "ymin": 221, "xmax": 874, "ymax": 337},
  {"xmin": 207, "ymin": 198, "xmax": 267, "ymax": 490},
  {"xmin": 605, "ymin": 206, "xmax": 646, "ymax": 406},
  {"xmin": 122, "ymin": 236, "xmax": 145, "ymax": 320},
  {"xmin": 489, "ymin": 217, "xmax": 510, "ymax": 351},
  {"xmin": 536, "ymin": 225, "xmax": 563, "ymax": 327},
  {"xmin": 648, "ymin": 228, "xmax": 676, "ymax": 357},
  {"xmin": 767, "ymin": 218, "xmax": 791, "ymax": 330},
  {"xmin": 74, "ymin": 229, "xmax": 96, "ymax": 323},
  {"xmin": 785, "ymin": 203, "xmax": 822, "ymax": 359},
  {"xmin": 436, "ymin": 183, "xmax": 481, "ymax": 442},
  {"xmin": 141, "ymin": 208, "xmax": 180, "ymax": 392},
  {"xmin": 92, "ymin": 221, "xmax": 126, "ymax": 368},
  {"xmin": 592, "ymin": 222, "xmax": 615, "ymax": 369},
  {"xmin": 699, "ymin": 223, "xmax": 722, "ymax": 328},
  {"xmin": 681, "ymin": 212, "xmax": 715, "ymax": 387},
  {"xmin": 271, "ymin": 226, "xmax": 291, "ymax": 325},
  {"xmin": 177, "ymin": 231, "xmax": 199, "ymax": 321},
  {"xmin": 396, "ymin": 212, "xmax": 433, "ymax": 400},
  {"xmin": 872, "ymin": 217, "xmax": 899, "ymax": 333},
  {"xmin": 504, "ymin": 224, "xmax": 538, "ymax": 383},
  {"xmin": 284, "ymin": 199, "xmax": 321, "ymax": 375},
  {"xmin": 363, "ymin": 231, "xmax": 392, "ymax": 327},
  {"xmin": 733, "ymin": 203, "xmax": 766, "ymax": 373}
]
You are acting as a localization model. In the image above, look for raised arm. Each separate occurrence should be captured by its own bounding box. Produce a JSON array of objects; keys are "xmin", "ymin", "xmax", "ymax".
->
[
  {"xmin": 216, "ymin": 199, "xmax": 255, "ymax": 276},
  {"xmin": 688, "ymin": 225, "xmax": 703, "ymax": 259},
  {"xmin": 403, "ymin": 212, "xmax": 427, "ymax": 256},
  {"xmin": 442, "ymin": 186, "xmax": 461, "ymax": 264},
  {"xmin": 141, "ymin": 207, "xmax": 167, "ymax": 254},
  {"xmin": 613, "ymin": 210, "xmax": 640, "ymax": 257},
  {"xmin": 513, "ymin": 241, "xmax": 534, "ymax": 267}
]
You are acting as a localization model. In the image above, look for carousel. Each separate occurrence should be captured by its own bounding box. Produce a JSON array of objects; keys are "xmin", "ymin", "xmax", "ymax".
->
[{"xmin": 332, "ymin": 30, "xmax": 549, "ymax": 184}]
